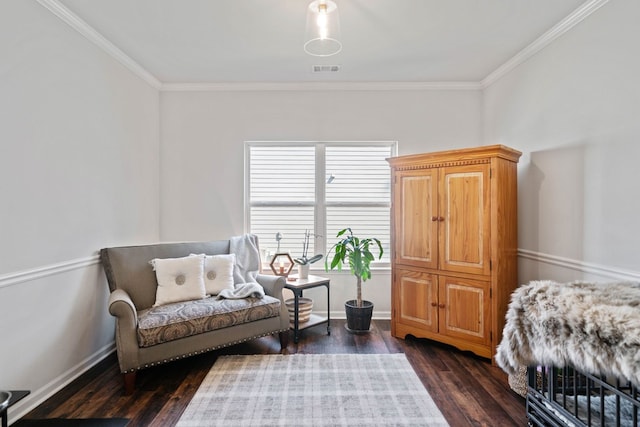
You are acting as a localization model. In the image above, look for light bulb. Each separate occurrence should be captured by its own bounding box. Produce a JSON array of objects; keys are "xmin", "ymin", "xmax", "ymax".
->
[
  {"xmin": 316, "ymin": 11, "xmax": 328, "ymax": 27},
  {"xmin": 316, "ymin": 2, "xmax": 328, "ymax": 39}
]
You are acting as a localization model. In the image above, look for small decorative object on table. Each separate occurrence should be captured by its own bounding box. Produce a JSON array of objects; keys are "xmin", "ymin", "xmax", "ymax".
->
[
  {"xmin": 269, "ymin": 252, "xmax": 294, "ymax": 277},
  {"xmin": 268, "ymin": 232, "xmax": 295, "ymax": 277},
  {"xmin": 325, "ymin": 228, "xmax": 383, "ymax": 333},
  {"xmin": 293, "ymin": 229, "xmax": 323, "ymax": 279}
]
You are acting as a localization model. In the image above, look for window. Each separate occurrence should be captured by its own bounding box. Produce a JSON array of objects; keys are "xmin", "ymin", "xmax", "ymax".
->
[{"xmin": 246, "ymin": 141, "xmax": 396, "ymax": 267}]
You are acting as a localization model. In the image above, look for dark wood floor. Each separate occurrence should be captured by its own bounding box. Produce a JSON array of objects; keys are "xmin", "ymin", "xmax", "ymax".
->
[{"xmin": 21, "ymin": 320, "xmax": 525, "ymax": 426}]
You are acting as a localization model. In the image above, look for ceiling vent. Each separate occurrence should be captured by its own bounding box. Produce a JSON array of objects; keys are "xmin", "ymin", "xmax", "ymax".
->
[{"xmin": 312, "ymin": 65, "xmax": 340, "ymax": 73}]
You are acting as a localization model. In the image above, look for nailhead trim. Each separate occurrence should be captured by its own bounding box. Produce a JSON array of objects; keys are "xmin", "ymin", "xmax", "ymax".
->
[{"xmin": 122, "ymin": 328, "xmax": 289, "ymax": 373}]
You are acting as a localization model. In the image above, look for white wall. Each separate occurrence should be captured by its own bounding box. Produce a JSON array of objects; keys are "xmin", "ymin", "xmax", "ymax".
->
[
  {"xmin": 160, "ymin": 89, "xmax": 483, "ymax": 315},
  {"xmin": 0, "ymin": 1, "xmax": 159, "ymax": 419},
  {"xmin": 483, "ymin": 0, "xmax": 640, "ymax": 284}
]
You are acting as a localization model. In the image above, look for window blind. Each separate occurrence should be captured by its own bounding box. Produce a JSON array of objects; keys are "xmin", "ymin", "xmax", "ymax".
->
[{"xmin": 247, "ymin": 142, "xmax": 394, "ymax": 265}]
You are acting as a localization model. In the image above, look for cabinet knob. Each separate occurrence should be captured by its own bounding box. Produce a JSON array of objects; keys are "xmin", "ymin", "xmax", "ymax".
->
[
  {"xmin": 431, "ymin": 302, "xmax": 438, "ymax": 307},
  {"xmin": 438, "ymin": 303, "xmax": 445, "ymax": 308},
  {"xmin": 431, "ymin": 216, "xmax": 438, "ymax": 222},
  {"xmin": 438, "ymin": 216, "xmax": 445, "ymax": 222}
]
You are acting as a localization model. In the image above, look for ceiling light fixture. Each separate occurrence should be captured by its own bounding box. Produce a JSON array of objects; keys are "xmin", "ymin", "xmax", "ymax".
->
[{"xmin": 304, "ymin": 0, "xmax": 342, "ymax": 57}]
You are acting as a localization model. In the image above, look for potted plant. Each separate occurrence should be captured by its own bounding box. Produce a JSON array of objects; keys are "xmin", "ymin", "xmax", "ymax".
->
[
  {"xmin": 325, "ymin": 228, "xmax": 383, "ymax": 332},
  {"xmin": 293, "ymin": 229, "xmax": 323, "ymax": 279}
]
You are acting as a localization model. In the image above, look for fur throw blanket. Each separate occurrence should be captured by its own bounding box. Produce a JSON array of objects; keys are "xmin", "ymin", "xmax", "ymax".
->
[{"xmin": 496, "ymin": 280, "xmax": 640, "ymax": 386}]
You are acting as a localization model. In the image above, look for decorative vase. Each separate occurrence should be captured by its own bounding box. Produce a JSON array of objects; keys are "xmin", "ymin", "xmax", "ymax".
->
[
  {"xmin": 344, "ymin": 300, "xmax": 374, "ymax": 333},
  {"xmin": 297, "ymin": 264, "xmax": 310, "ymax": 279}
]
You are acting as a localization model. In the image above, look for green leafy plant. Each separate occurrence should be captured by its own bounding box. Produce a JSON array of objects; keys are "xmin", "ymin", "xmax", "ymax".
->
[{"xmin": 325, "ymin": 228, "xmax": 383, "ymax": 307}]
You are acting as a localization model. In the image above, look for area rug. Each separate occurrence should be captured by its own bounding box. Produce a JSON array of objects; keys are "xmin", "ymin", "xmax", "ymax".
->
[{"xmin": 176, "ymin": 353, "xmax": 449, "ymax": 426}]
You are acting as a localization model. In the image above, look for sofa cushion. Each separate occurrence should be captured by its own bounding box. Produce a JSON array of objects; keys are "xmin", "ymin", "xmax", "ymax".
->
[
  {"xmin": 196, "ymin": 253, "xmax": 236, "ymax": 296},
  {"xmin": 136, "ymin": 295, "xmax": 282, "ymax": 348},
  {"xmin": 150, "ymin": 255, "xmax": 207, "ymax": 306}
]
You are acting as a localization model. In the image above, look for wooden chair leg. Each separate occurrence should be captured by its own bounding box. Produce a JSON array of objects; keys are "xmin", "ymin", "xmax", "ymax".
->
[
  {"xmin": 123, "ymin": 371, "xmax": 136, "ymax": 395},
  {"xmin": 279, "ymin": 331, "xmax": 289, "ymax": 351}
]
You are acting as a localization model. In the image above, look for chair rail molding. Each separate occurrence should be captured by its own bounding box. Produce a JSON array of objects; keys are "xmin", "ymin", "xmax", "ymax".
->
[
  {"xmin": 518, "ymin": 249, "xmax": 640, "ymax": 282},
  {"xmin": 0, "ymin": 254, "xmax": 101, "ymax": 289}
]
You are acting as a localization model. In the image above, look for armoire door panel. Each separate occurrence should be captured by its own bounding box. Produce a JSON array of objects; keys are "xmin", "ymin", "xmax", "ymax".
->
[
  {"xmin": 439, "ymin": 276, "xmax": 490, "ymax": 345},
  {"xmin": 394, "ymin": 269, "xmax": 437, "ymax": 333},
  {"xmin": 439, "ymin": 165, "xmax": 490, "ymax": 275},
  {"xmin": 394, "ymin": 171, "xmax": 438, "ymax": 269}
]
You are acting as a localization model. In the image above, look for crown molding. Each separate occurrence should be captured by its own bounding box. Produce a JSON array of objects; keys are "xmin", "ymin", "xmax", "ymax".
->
[
  {"xmin": 518, "ymin": 249, "xmax": 640, "ymax": 282},
  {"xmin": 37, "ymin": 0, "xmax": 608, "ymax": 92},
  {"xmin": 36, "ymin": 0, "xmax": 162, "ymax": 90},
  {"xmin": 481, "ymin": 0, "xmax": 609, "ymax": 88},
  {"xmin": 160, "ymin": 81, "xmax": 482, "ymax": 92}
]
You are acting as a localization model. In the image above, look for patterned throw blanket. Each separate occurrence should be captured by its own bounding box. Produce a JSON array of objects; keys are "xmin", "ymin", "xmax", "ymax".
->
[{"xmin": 496, "ymin": 280, "xmax": 640, "ymax": 386}]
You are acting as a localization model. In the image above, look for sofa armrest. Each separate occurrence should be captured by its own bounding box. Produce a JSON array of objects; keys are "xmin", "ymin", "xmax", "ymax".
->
[
  {"xmin": 256, "ymin": 274, "xmax": 289, "ymax": 332},
  {"xmin": 256, "ymin": 274, "xmax": 285, "ymax": 300},
  {"xmin": 108, "ymin": 288, "xmax": 142, "ymax": 373},
  {"xmin": 109, "ymin": 288, "xmax": 138, "ymax": 326}
]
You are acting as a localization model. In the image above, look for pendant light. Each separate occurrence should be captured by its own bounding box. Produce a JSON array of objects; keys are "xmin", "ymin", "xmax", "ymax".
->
[{"xmin": 304, "ymin": 0, "xmax": 342, "ymax": 57}]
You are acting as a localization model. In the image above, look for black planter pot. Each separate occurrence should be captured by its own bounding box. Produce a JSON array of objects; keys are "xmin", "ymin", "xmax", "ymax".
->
[{"xmin": 344, "ymin": 300, "xmax": 374, "ymax": 333}]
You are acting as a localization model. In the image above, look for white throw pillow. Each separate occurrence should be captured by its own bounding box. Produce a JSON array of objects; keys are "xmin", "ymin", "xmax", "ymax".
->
[
  {"xmin": 192, "ymin": 253, "xmax": 236, "ymax": 295},
  {"xmin": 150, "ymin": 254, "xmax": 206, "ymax": 306}
]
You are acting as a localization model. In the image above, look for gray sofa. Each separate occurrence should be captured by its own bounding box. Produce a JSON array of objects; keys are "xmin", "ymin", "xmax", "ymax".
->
[{"xmin": 100, "ymin": 239, "xmax": 290, "ymax": 394}]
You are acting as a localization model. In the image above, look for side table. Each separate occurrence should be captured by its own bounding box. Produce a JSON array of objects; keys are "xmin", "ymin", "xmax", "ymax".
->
[
  {"xmin": 284, "ymin": 275, "xmax": 330, "ymax": 343},
  {"xmin": 1, "ymin": 390, "xmax": 29, "ymax": 427}
]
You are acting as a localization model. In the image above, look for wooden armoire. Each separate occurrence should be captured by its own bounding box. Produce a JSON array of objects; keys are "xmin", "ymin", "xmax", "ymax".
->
[{"xmin": 387, "ymin": 145, "xmax": 521, "ymax": 359}]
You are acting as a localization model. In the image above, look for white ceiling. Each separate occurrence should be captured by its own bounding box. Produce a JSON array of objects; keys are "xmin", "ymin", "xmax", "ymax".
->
[{"xmin": 55, "ymin": 0, "xmax": 588, "ymax": 84}]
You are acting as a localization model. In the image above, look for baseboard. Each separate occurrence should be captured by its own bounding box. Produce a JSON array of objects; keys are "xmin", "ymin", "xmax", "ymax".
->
[
  {"xmin": 329, "ymin": 310, "xmax": 391, "ymax": 320},
  {"xmin": 8, "ymin": 342, "xmax": 116, "ymax": 425}
]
